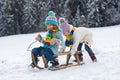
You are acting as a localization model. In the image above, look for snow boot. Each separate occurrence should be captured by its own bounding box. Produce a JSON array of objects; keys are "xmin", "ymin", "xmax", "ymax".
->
[
  {"xmin": 73, "ymin": 53, "xmax": 83, "ymax": 62},
  {"xmin": 89, "ymin": 53, "xmax": 97, "ymax": 62},
  {"xmin": 30, "ymin": 54, "xmax": 39, "ymax": 68},
  {"xmin": 49, "ymin": 59, "xmax": 59, "ymax": 70}
]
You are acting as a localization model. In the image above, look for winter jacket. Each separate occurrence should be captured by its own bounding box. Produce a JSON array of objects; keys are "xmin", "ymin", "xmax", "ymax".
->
[
  {"xmin": 69, "ymin": 25, "xmax": 93, "ymax": 55},
  {"xmin": 45, "ymin": 30, "xmax": 64, "ymax": 54}
]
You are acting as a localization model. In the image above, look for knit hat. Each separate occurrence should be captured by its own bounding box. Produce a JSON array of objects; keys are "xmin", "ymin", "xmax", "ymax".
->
[
  {"xmin": 45, "ymin": 11, "xmax": 58, "ymax": 26},
  {"xmin": 59, "ymin": 18, "xmax": 70, "ymax": 32}
]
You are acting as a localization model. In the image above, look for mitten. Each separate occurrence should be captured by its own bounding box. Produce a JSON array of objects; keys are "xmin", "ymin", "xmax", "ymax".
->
[
  {"xmin": 35, "ymin": 34, "xmax": 42, "ymax": 42},
  {"xmin": 50, "ymin": 38, "xmax": 60, "ymax": 45}
]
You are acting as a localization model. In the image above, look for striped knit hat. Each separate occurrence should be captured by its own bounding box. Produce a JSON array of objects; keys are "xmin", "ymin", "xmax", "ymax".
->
[{"xmin": 45, "ymin": 11, "xmax": 58, "ymax": 26}]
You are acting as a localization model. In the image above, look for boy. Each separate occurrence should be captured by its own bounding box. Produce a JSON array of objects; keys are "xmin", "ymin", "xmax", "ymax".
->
[
  {"xmin": 30, "ymin": 11, "xmax": 65, "ymax": 70},
  {"xmin": 59, "ymin": 18, "xmax": 97, "ymax": 62}
]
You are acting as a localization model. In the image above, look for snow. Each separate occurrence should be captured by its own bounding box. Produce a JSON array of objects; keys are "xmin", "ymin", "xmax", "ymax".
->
[{"xmin": 0, "ymin": 25, "xmax": 120, "ymax": 80}]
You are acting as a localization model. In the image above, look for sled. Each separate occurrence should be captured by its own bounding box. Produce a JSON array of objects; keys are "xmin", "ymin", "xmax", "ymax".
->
[
  {"xmin": 27, "ymin": 41, "xmax": 84, "ymax": 70},
  {"xmin": 43, "ymin": 50, "xmax": 84, "ymax": 71},
  {"xmin": 32, "ymin": 50, "xmax": 83, "ymax": 70}
]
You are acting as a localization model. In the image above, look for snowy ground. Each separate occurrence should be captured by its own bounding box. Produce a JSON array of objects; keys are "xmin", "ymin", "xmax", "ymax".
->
[{"xmin": 0, "ymin": 25, "xmax": 120, "ymax": 80}]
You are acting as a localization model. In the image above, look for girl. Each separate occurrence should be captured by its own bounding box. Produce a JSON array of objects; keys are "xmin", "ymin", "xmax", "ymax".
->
[
  {"xmin": 59, "ymin": 18, "xmax": 97, "ymax": 62},
  {"xmin": 30, "ymin": 11, "xmax": 65, "ymax": 69}
]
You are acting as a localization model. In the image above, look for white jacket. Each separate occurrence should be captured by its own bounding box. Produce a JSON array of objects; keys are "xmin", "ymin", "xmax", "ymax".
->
[{"xmin": 69, "ymin": 25, "xmax": 93, "ymax": 55}]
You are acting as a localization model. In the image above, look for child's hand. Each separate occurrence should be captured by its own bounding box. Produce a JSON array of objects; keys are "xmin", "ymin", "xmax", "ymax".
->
[
  {"xmin": 50, "ymin": 38, "xmax": 60, "ymax": 45},
  {"xmin": 35, "ymin": 34, "xmax": 42, "ymax": 42}
]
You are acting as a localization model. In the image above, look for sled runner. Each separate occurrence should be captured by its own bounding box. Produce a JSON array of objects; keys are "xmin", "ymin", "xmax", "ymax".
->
[
  {"xmin": 49, "ymin": 51, "xmax": 85, "ymax": 71},
  {"xmin": 31, "ymin": 54, "xmax": 44, "ymax": 70},
  {"xmin": 50, "ymin": 62, "xmax": 85, "ymax": 71}
]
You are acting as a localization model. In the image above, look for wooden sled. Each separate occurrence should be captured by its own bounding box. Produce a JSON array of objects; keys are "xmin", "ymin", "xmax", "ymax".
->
[{"xmin": 33, "ymin": 50, "xmax": 83, "ymax": 70}]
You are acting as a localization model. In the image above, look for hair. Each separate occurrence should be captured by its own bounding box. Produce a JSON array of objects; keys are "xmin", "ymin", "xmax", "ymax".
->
[{"xmin": 47, "ymin": 23, "xmax": 59, "ymax": 30}]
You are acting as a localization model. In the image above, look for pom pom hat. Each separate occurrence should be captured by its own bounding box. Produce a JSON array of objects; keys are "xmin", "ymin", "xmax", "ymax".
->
[
  {"xmin": 45, "ymin": 11, "xmax": 58, "ymax": 26},
  {"xmin": 59, "ymin": 18, "xmax": 70, "ymax": 32}
]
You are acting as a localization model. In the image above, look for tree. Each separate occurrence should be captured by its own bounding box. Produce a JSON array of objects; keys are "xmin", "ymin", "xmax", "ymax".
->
[
  {"xmin": 64, "ymin": 0, "xmax": 80, "ymax": 26},
  {"xmin": 0, "ymin": 0, "xmax": 25, "ymax": 36},
  {"xmin": 0, "ymin": 0, "xmax": 120, "ymax": 37},
  {"xmin": 105, "ymin": 0, "xmax": 120, "ymax": 26}
]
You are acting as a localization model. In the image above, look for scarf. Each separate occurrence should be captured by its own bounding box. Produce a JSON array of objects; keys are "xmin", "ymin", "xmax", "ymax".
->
[
  {"xmin": 65, "ymin": 27, "xmax": 75, "ymax": 49},
  {"xmin": 43, "ymin": 28, "xmax": 59, "ymax": 48}
]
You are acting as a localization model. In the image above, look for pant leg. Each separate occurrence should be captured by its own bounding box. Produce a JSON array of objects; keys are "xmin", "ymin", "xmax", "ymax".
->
[
  {"xmin": 77, "ymin": 43, "xmax": 83, "ymax": 61},
  {"xmin": 32, "ymin": 47, "xmax": 45, "ymax": 56},
  {"xmin": 41, "ymin": 48, "xmax": 55, "ymax": 61},
  {"xmin": 31, "ymin": 47, "xmax": 45, "ymax": 66},
  {"xmin": 85, "ymin": 44, "xmax": 97, "ymax": 62},
  {"xmin": 84, "ymin": 44, "xmax": 93, "ymax": 54},
  {"xmin": 77, "ymin": 43, "xmax": 83, "ymax": 51}
]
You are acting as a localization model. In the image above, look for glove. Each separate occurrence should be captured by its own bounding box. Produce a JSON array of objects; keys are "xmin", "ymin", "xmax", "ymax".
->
[
  {"xmin": 35, "ymin": 34, "xmax": 42, "ymax": 42},
  {"xmin": 59, "ymin": 45, "xmax": 66, "ymax": 52},
  {"xmin": 50, "ymin": 38, "xmax": 60, "ymax": 45}
]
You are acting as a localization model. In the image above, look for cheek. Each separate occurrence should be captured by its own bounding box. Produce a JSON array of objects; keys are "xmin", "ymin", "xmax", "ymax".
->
[
  {"xmin": 50, "ymin": 26, "xmax": 53, "ymax": 29},
  {"xmin": 63, "ymin": 32, "xmax": 68, "ymax": 37},
  {"xmin": 47, "ymin": 25, "xmax": 53, "ymax": 29},
  {"xmin": 47, "ymin": 25, "xmax": 52, "ymax": 29}
]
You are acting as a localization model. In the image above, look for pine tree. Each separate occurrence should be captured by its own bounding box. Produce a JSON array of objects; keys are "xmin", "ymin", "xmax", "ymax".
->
[
  {"xmin": 21, "ymin": 0, "xmax": 36, "ymax": 33},
  {"xmin": 0, "ymin": 0, "xmax": 25, "ymax": 36},
  {"xmin": 0, "ymin": 0, "xmax": 6, "ymax": 36},
  {"xmin": 98, "ymin": 0, "xmax": 109, "ymax": 27},
  {"xmin": 87, "ymin": 0, "xmax": 101, "ymax": 27},
  {"xmin": 0, "ymin": 0, "xmax": 120, "ymax": 36},
  {"xmin": 64, "ymin": 0, "xmax": 80, "ymax": 26},
  {"xmin": 105, "ymin": 0, "xmax": 120, "ymax": 26}
]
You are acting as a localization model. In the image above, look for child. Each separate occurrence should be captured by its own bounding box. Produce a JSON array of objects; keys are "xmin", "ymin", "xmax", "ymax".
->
[
  {"xmin": 59, "ymin": 18, "xmax": 97, "ymax": 62},
  {"xmin": 30, "ymin": 11, "xmax": 65, "ymax": 69}
]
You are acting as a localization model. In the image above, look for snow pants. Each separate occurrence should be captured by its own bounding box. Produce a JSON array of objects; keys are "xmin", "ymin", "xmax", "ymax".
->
[
  {"xmin": 77, "ymin": 43, "xmax": 97, "ymax": 61},
  {"xmin": 77, "ymin": 43, "xmax": 94, "ymax": 54},
  {"xmin": 32, "ymin": 47, "xmax": 55, "ymax": 61}
]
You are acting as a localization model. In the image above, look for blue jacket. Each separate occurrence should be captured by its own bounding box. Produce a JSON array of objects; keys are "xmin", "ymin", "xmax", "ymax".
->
[{"xmin": 45, "ymin": 30, "xmax": 64, "ymax": 54}]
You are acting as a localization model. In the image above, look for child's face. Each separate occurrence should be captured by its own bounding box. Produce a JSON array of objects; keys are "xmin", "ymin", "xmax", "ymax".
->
[
  {"xmin": 63, "ymin": 31, "xmax": 69, "ymax": 37},
  {"xmin": 46, "ymin": 24, "xmax": 54, "ymax": 30}
]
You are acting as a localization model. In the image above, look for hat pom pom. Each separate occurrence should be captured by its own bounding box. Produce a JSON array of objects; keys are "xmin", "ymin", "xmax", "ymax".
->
[
  {"xmin": 59, "ymin": 18, "xmax": 66, "ymax": 24},
  {"xmin": 48, "ymin": 11, "xmax": 55, "ymax": 16}
]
